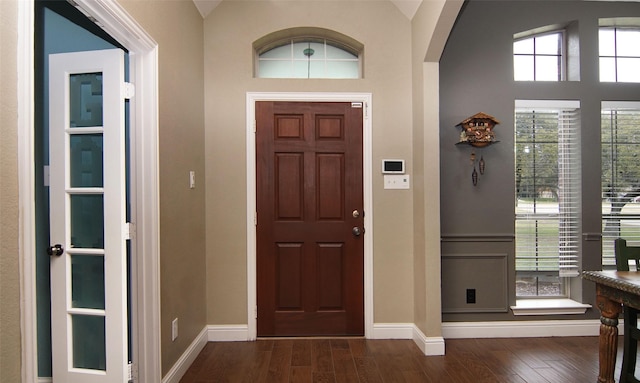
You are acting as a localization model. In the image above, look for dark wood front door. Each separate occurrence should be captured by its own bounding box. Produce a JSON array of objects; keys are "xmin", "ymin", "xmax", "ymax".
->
[{"xmin": 256, "ymin": 101, "xmax": 364, "ymax": 336}]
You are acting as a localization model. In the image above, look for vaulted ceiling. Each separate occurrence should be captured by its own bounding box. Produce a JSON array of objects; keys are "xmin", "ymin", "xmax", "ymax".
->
[{"xmin": 192, "ymin": 0, "xmax": 424, "ymax": 20}]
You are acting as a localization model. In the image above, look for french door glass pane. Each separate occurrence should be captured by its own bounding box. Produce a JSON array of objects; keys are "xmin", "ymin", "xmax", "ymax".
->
[
  {"xmin": 70, "ymin": 134, "xmax": 103, "ymax": 187},
  {"xmin": 72, "ymin": 315, "xmax": 106, "ymax": 370},
  {"xmin": 70, "ymin": 194, "xmax": 104, "ymax": 249},
  {"xmin": 69, "ymin": 73, "xmax": 103, "ymax": 128},
  {"xmin": 71, "ymin": 255, "xmax": 105, "ymax": 309}
]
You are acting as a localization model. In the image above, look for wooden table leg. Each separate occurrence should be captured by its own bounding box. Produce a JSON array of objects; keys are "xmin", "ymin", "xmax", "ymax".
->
[{"xmin": 596, "ymin": 293, "xmax": 622, "ymax": 383}]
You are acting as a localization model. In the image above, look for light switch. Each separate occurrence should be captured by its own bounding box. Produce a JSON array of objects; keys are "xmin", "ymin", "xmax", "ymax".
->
[{"xmin": 384, "ymin": 174, "xmax": 410, "ymax": 189}]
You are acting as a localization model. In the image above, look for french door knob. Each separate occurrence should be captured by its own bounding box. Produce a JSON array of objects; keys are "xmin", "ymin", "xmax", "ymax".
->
[{"xmin": 47, "ymin": 244, "xmax": 64, "ymax": 256}]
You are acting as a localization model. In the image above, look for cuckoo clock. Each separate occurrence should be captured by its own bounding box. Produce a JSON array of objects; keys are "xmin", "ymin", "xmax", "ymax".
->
[{"xmin": 455, "ymin": 112, "xmax": 500, "ymax": 186}]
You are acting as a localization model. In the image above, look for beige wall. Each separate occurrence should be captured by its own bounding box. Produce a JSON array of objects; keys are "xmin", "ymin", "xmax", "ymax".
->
[
  {"xmin": 0, "ymin": 0, "xmax": 22, "ymax": 381},
  {"xmin": 3, "ymin": 1, "xmax": 462, "ymax": 380},
  {"xmin": 203, "ymin": 0, "xmax": 417, "ymax": 326},
  {"xmin": 117, "ymin": 0, "xmax": 207, "ymax": 375}
]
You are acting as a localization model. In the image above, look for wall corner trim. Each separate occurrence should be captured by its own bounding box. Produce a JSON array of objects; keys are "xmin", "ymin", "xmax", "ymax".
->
[
  {"xmin": 371, "ymin": 323, "xmax": 445, "ymax": 356},
  {"xmin": 161, "ymin": 327, "xmax": 208, "ymax": 383},
  {"xmin": 412, "ymin": 326, "xmax": 446, "ymax": 356}
]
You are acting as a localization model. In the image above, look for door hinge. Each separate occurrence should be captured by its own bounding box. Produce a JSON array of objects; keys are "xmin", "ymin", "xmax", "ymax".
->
[
  {"xmin": 255, "ymin": 305, "xmax": 258, "ymax": 319},
  {"xmin": 254, "ymin": 212, "xmax": 258, "ymax": 226},
  {"xmin": 43, "ymin": 165, "xmax": 50, "ymax": 187},
  {"xmin": 124, "ymin": 82, "xmax": 135, "ymax": 100},
  {"xmin": 351, "ymin": 102, "xmax": 363, "ymax": 108},
  {"xmin": 253, "ymin": 120, "xmax": 257, "ymax": 133},
  {"xmin": 125, "ymin": 222, "xmax": 135, "ymax": 240},
  {"xmin": 128, "ymin": 361, "xmax": 136, "ymax": 382}
]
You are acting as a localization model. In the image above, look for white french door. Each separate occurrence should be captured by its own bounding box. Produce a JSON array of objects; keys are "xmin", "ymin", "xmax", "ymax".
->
[{"xmin": 48, "ymin": 48, "xmax": 129, "ymax": 383}]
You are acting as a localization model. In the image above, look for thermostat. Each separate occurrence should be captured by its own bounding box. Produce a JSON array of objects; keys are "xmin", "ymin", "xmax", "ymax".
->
[{"xmin": 382, "ymin": 159, "xmax": 405, "ymax": 174}]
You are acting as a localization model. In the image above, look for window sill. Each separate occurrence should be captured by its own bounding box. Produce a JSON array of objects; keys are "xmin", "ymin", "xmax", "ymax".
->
[{"xmin": 510, "ymin": 299, "xmax": 591, "ymax": 316}]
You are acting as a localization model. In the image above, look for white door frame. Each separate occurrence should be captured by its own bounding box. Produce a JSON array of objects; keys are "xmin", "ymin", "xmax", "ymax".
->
[
  {"xmin": 18, "ymin": 1, "xmax": 161, "ymax": 382},
  {"xmin": 246, "ymin": 92, "xmax": 374, "ymax": 340}
]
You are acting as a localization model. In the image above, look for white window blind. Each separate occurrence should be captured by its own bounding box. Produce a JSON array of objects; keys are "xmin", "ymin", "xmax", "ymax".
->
[
  {"xmin": 601, "ymin": 102, "xmax": 640, "ymax": 267},
  {"xmin": 515, "ymin": 100, "xmax": 581, "ymax": 281}
]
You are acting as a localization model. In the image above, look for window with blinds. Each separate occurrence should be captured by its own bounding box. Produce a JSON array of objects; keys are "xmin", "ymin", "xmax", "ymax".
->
[
  {"xmin": 515, "ymin": 100, "xmax": 581, "ymax": 297},
  {"xmin": 601, "ymin": 102, "xmax": 640, "ymax": 268}
]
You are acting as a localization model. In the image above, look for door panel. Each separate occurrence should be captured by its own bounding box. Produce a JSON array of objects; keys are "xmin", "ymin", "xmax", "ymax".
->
[
  {"xmin": 256, "ymin": 101, "xmax": 364, "ymax": 336},
  {"xmin": 49, "ymin": 49, "xmax": 128, "ymax": 382}
]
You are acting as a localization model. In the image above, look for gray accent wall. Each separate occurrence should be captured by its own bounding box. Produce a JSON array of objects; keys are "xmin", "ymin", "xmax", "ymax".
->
[{"xmin": 439, "ymin": 0, "xmax": 640, "ymax": 322}]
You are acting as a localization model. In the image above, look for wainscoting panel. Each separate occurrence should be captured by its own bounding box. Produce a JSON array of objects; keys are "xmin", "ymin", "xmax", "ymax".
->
[{"xmin": 441, "ymin": 253, "xmax": 508, "ymax": 313}]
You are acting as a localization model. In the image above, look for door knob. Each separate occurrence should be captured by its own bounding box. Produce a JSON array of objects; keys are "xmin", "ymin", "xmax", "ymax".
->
[
  {"xmin": 47, "ymin": 244, "xmax": 64, "ymax": 256},
  {"xmin": 352, "ymin": 227, "xmax": 363, "ymax": 237}
]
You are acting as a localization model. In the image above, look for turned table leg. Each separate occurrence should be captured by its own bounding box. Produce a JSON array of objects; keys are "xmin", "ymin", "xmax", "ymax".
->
[{"xmin": 596, "ymin": 293, "xmax": 622, "ymax": 383}]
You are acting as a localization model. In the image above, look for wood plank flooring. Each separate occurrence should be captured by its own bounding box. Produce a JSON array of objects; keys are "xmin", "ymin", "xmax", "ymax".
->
[{"xmin": 179, "ymin": 336, "xmax": 626, "ymax": 383}]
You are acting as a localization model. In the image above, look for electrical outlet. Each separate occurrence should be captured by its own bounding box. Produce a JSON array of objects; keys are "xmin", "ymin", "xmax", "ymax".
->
[
  {"xmin": 466, "ymin": 288, "xmax": 476, "ymax": 304},
  {"xmin": 171, "ymin": 318, "xmax": 178, "ymax": 341}
]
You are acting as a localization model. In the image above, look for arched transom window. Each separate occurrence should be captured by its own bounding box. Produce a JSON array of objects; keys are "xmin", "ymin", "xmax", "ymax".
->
[{"xmin": 254, "ymin": 28, "xmax": 363, "ymax": 79}]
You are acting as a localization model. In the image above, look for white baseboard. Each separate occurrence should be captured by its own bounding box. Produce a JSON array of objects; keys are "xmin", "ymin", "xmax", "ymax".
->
[
  {"xmin": 163, "ymin": 319, "xmax": 613, "ymax": 382},
  {"xmin": 207, "ymin": 324, "xmax": 250, "ymax": 341},
  {"xmin": 442, "ymin": 319, "xmax": 623, "ymax": 339},
  {"xmin": 161, "ymin": 327, "xmax": 208, "ymax": 383},
  {"xmin": 370, "ymin": 322, "xmax": 415, "ymax": 339}
]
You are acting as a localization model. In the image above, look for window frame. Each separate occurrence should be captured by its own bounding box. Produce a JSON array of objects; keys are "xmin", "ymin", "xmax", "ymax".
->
[
  {"xmin": 253, "ymin": 27, "xmax": 364, "ymax": 80},
  {"xmin": 599, "ymin": 26, "xmax": 640, "ymax": 83},
  {"xmin": 514, "ymin": 30, "xmax": 567, "ymax": 82}
]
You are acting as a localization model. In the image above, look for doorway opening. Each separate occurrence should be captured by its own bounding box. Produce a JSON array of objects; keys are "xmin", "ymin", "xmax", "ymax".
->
[{"xmin": 19, "ymin": 1, "xmax": 161, "ymax": 381}]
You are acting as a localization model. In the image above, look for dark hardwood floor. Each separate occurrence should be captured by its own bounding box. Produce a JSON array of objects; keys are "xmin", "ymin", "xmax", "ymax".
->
[{"xmin": 178, "ymin": 336, "xmax": 629, "ymax": 383}]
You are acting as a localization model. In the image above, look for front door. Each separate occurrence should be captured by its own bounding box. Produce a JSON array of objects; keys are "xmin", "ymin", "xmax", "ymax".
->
[
  {"xmin": 48, "ymin": 49, "xmax": 129, "ymax": 382},
  {"xmin": 256, "ymin": 101, "xmax": 364, "ymax": 336}
]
